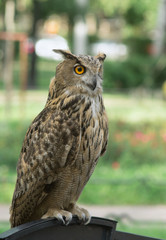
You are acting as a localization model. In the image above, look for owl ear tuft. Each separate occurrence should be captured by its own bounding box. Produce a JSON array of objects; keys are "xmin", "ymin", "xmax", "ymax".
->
[
  {"xmin": 96, "ymin": 53, "xmax": 106, "ymax": 62},
  {"xmin": 53, "ymin": 49, "xmax": 78, "ymax": 60}
]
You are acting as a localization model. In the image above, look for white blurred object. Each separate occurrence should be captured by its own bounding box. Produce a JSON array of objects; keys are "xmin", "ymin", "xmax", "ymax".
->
[
  {"xmin": 91, "ymin": 41, "xmax": 128, "ymax": 60},
  {"xmin": 73, "ymin": 16, "xmax": 88, "ymax": 55},
  {"xmin": 154, "ymin": 0, "xmax": 166, "ymax": 55},
  {"xmin": 35, "ymin": 35, "xmax": 69, "ymax": 60},
  {"xmin": 75, "ymin": 0, "xmax": 88, "ymax": 8}
]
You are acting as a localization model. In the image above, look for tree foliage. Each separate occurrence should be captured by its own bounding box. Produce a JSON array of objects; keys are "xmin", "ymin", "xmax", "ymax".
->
[
  {"xmin": 89, "ymin": 0, "xmax": 159, "ymax": 30},
  {"xmin": 124, "ymin": 1, "xmax": 146, "ymax": 26},
  {"xmin": 17, "ymin": 0, "xmax": 78, "ymax": 26}
]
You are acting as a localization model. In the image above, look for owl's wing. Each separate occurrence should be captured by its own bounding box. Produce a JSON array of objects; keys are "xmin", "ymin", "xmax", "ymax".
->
[
  {"xmin": 100, "ymin": 111, "xmax": 109, "ymax": 156},
  {"xmin": 10, "ymin": 106, "xmax": 80, "ymax": 227}
]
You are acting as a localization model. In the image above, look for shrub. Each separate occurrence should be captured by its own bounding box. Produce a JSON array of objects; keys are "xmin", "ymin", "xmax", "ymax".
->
[
  {"xmin": 0, "ymin": 121, "xmax": 29, "ymax": 169},
  {"xmin": 103, "ymin": 56, "xmax": 155, "ymax": 89},
  {"xmin": 102, "ymin": 120, "xmax": 166, "ymax": 167}
]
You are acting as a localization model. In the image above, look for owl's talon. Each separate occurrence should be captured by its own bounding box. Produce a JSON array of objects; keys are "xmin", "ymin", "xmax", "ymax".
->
[
  {"xmin": 62, "ymin": 215, "xmax": 72, "ymax": 225},
  {"xmin": 69, "ymin": 204, "xmax": 91, "ymax": 225},
  {"xmin": 55, "ymin": 213, "xmax": 65, "ymax": 224},
  {"xmin": 41, "ymin": 209, "xmax": 72, "ymax": 225},
  {"xmin": 84, "ymin": 215, "xmax": 91, "ymax": 225}
]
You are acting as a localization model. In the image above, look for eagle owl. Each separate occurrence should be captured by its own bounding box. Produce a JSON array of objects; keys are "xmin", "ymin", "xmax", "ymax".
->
[{"xmin": 10, "ymin": 50, "xmax": 108, "ymax": 227}]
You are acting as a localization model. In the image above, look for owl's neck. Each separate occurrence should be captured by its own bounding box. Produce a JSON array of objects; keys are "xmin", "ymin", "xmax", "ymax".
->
[{"xmin": 45, "ymin": 86, "xmax": 104, "ymax": 114}]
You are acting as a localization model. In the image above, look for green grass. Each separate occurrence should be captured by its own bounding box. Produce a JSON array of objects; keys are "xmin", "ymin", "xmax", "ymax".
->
[
  {"xmin": 103, "ymin": 93, "xmax": 166, "ymax": 123},
  {"xmin": 79, "ymin": 162, "xmax": 166, "ymax": 205},
  {"xmin": 0, "ymin": 222, "xmax": 10, "ymax": 234},
  {"xmin": 0, "ymin": 166, "xmax": 16, "ymax": 203},
  {"xmin": 117, "ymin": 222, "xmax": 166, "ymax": 239}
]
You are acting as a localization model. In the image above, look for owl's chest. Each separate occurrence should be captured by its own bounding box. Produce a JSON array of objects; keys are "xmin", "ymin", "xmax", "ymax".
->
[{"xmin": 80, "ymin": 100, "xmax": 104, "ymax": 160}]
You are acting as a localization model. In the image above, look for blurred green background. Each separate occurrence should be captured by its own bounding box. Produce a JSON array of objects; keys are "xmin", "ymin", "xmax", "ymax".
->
[{"xmin": 0, "ymin": 0, "xmax": 166, "ymax": 238}]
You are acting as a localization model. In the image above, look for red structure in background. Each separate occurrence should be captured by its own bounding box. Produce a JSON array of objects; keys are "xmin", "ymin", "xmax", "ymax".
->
[{"xmin": 0, "ymin": 32, "xmax": 28, "ymax": 91}]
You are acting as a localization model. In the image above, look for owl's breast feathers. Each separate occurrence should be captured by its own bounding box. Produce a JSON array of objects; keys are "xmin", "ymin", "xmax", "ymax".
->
[{"xmin": 10, "ymin": 93, "xmax": 108, "ymax": 227}]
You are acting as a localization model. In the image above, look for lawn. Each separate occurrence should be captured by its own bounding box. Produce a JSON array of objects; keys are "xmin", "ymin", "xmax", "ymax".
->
[{"xmin": 117, "ymin": 222, "xmax": 166, "ymax": 239}]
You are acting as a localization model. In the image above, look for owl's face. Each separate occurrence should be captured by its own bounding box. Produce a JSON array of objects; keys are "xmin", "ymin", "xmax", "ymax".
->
[{"xmin": 53, "ymin": 50, "xmax": 106, "ymax": 96}]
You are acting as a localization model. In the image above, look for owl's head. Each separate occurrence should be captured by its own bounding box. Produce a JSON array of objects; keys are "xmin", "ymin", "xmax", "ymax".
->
[{"xmin": 52, "ymin": 49, "xmax": 106, "ymax": 96}]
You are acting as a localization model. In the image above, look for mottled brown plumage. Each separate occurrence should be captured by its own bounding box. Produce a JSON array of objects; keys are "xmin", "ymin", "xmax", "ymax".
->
[{"xmin": 10, "ymin": 50, "xmax": 108, "ymax": 227}]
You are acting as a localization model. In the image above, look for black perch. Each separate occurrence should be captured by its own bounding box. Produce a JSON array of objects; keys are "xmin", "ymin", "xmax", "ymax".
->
[{"xmin": 0, "ymin": 217, "xmax": 163, "ymax": 240}]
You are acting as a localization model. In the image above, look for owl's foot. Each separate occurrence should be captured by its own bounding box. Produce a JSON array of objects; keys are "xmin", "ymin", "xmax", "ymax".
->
[
  {"xmin": 41, "ymin": 208, "xmax": 72, "ymax": 225},
  {"xmin": 69, "ymin": 204, "xmax": 91, "ymax": 225}
]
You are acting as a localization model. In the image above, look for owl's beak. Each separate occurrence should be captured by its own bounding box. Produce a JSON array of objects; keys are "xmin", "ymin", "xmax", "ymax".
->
[
  {"xmin": 92, "ymin": 76, "xmax": 97, "ymax": 90},
  {"xmin": 87, "ymin": 75, "xmax": 97, "ymax": 91}
]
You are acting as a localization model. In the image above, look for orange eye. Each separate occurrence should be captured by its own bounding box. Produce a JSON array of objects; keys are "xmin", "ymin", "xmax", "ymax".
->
[{"xmin": 74, "ymin": 65, "xmax": 85, "ymax": 75}]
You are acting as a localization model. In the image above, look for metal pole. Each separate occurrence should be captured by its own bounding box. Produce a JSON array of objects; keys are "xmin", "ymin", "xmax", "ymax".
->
[
  {"xmin": 73, "ymin": 0, "xmax": 88, "ymax": 55},
  {"xmin": 154, "ymin": 0, "xmax": 166, "ymax": 55}
]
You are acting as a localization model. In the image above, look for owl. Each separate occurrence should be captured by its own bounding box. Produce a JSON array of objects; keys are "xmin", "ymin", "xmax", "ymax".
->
[{"xmin": 10, "ymin": 50, "xmax": 108, "ymax": 227}]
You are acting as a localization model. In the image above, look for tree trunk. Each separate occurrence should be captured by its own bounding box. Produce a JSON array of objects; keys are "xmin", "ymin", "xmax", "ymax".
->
[
  {"xmin": 28, "ymin": 0, "xmax": 40, "ymax": 88},
  {"xmin": 3, "ymin": 0, "xmax": 15, "ymax": 116}
]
